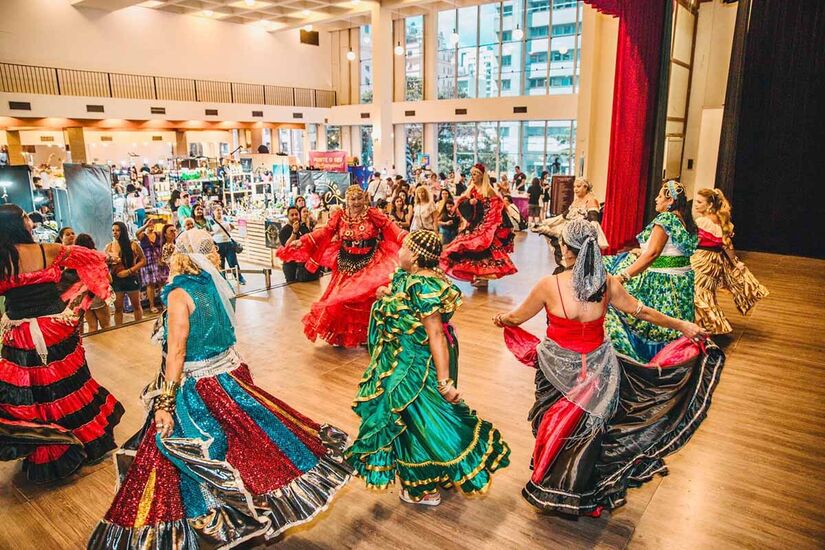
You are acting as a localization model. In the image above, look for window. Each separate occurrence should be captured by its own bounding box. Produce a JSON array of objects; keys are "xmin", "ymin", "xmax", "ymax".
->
[
  {"xmin": 552, "ymin": 23, "xmax": 579, "ymax": 36},
  {"xmin": 501, "ymin": 79, "xmax": 512, "ymax": 91},
  {"xmin": 360, "ymin": 125, "xmax": 373, "ymax": 168},
  {"xmin": 554, "ymin": 0, "xmax": 577, "ymax": 7},
  {"xmin": 529, "ymin": 26, "xmax": 549, "ymax": 38},
  {"xmin": 530, "ymin": 51, "xmax": 548, "ymax": 64},
  {"xmin": 549, "ymin": 76, "xmax": 573, "ymax": 87},
  {"xmin": 437, "ymin": 123, "xmax": 455, "ymax": 171},
  {"xmin": 405, "ymin": 123, "xmax": 423, "ymax": 177},
  {"xmin": 437, "ymin": 10, "xmax": 457, "ymax": 99},
  {"xmin": 360, "ymin": 25, "xmax": 373, "ymax": 103},
  {"xmin": 529, "ymin": 0, "xmax": 551, "ymax": 12},
  {"xmin": 326, "ymin": 126, "xmax": 341, "ymax": 150},
  {"xmin": 502, "ymin": 4, "xmax": 514, "ymax": 16},
  {"xmin": 405, "ymin": 16, "xmax": 424, "ymax": 101},
  {"xmin": 501, "ymin": 30, "xmax": 513, "ymax": 41},
  {"xmin": 528, "ymin": 77, "xmax": 546, "ymax": 89},
  {"xmin": 501, "ymin": 55, "xmax": 512, "ymax": 67},
  {"xmin": 478, "ymin": 2, "xmax": 501, "ymax": 98}
]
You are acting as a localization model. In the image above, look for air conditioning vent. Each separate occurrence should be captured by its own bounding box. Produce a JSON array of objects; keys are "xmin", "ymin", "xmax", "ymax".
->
[
  {"xmin": 205, "ymin": 109, "xmax": 218, "ymax": 116},
  {"xmin": 150, "ymin": 107, "xmax": 166, "ymax": 114},
  {"xmin": 513, "ymin": 106, "xmax": 527, "ymax": 114},
  {"xmin": 9, "ymin": 101, "xmax": 32, "ymax": 111},
  {"xmin": 455, "ymin": 108, "xmax": 467, "ymax": 115},
  {"xmin": 86, "ymin": 104, "xmax": 104, "ymax": 113},
  {"xmin": 293, "ymin": 112, "xmax": 304, "ymax": 119},
  {"xmin": 405, "ymin": 110, "xmax": 415, "ymax": 116},
  {"xmin": 252, "ymin": 110, "xmax": 264, "ymax": 117}
]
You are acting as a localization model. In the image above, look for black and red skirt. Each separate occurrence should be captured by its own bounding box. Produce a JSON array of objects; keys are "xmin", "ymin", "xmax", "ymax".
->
[{"xmin": 0, "ymin": 316, "xmax": 124, "ymax": 482}]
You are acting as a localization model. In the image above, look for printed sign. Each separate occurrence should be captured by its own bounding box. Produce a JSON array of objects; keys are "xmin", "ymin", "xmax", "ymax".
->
[
  {"xmin": 264, "ymin": 220, "xmax": 283, "ymax": 249},
  {"xmin": 309, "ymin": 150, "xmax": 347, "ymax": 172}
]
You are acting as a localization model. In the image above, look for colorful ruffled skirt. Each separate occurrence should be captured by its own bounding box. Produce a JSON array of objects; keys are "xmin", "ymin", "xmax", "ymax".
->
[
  {"xmin": 604, "ymin": 252, "xmax": 695, "ymax": 362},
  {"xmin": 89, "ymin": 358, "xmax": 352, "ymax": 549},
  {"xmin": 347, "ymin": 323, "xmax": 510, "ymax": 500},
  {"xmin": 441, "ymin": 200, "xmax": 517, "ymax": 282},
  {"xmin": 506, "ymin": 327, "xmax": 725, "ymax": 516},
  {"xmin": 0, "ymin": 317, "xmax": 123, "ymax": 482},
  {"xmin": 691, "ymin": 249, "xmax": 769, "ymax": 334}
]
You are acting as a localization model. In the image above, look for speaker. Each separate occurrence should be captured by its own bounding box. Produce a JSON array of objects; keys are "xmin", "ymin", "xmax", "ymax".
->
[{"xmin": 300, "ymin": 30, "xmax": 319, "ymax": 46}]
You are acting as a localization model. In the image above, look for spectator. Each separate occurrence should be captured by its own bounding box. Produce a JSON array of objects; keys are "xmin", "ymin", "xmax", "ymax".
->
[
  {"xmin": 191, "ymin": 204, "xmax": 211, "ymax": 231},
  {"xmin": 455, "ymin": 173, "xmax": 467, "ymax": 196},
  {"xmin": 540, "ymin": 170, "xmax": 552, "ymax": 219},
  {"xmin": 126, "ymin": 184, "xmax": 147, "ymax": 228},
  {"xmin": 411, "ymin": 186, "xmax": 437, "ymax": 232},
  {"xmin": 389, "ymin": 195, "xmax": 411, "ymax": 230},
  {"xmin": 105, "ymin": 221, "xmax": 146, "ymax": 326},
  {"xmin": 136, "ymin": 218, "xmax": 167, "ymax": 312},
  {"xmin": 279, "ymin": 206, "xmax": 319, "ymax": 283},
  {"xmin": 497, "ymin": 174, "xmax": 511, "ymax": 196},
  {"xmin": 56, "ymin": 226, "xmax": 76, "ymax": 246},
  {"xmin": 74, "ymin": 233, "xmax": 111, "ymax": 332},
  {"xmin": 177, "ymin": 192, "xmax": 192, "ymax": 227},
  {"xmin": 527, "ymin": 177, "xmax": 543, "ymax": 227},
  {"xmin": 211, "ymin": 205, "xmax": 245, "ymax": 285},
  {"xmin": 513, "ymin": 166, "xmax": 527, "ymax": 192},
  {"xmin": 436, "ymin": 191, "xmax": 459, "ymax": 244}
]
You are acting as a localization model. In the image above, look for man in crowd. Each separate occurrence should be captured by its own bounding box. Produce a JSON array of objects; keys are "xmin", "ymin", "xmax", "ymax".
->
[
  {"xmin": 278, "ymin": 206, "xmax": 318, "ymax": 283},
  {"xmin": 513, "ymin": 165, "xmax": 527, "ymax": 192}
]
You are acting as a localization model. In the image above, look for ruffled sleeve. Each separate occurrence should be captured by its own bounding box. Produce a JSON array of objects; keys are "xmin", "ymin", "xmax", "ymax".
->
[
  {"xmin": 652, "ymin": 212, "xmax": 698, "ymax": 255},
  {"xmin": 367, "ymin": 207, "xmax": 406, "ymax": 256},
  {"xmin": 276, "ymin": 209, "xmax": 343, "ymax": 272},
  {"xmin": 406, "ymin": 275, "xmax": 462, "ymax": 321},
  {"xmin": 56, "ymin": 246, "xmax": 112, "ymax": 311}
]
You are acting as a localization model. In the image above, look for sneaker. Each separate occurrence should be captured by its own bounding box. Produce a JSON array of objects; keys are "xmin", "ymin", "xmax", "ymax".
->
[{"xmin": 399, "ymin": 489, "xmax": 441, "ymax": 506}]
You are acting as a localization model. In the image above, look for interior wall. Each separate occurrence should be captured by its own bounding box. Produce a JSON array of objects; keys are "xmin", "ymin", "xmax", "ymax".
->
[
  {"xmin": 0, "ymin": 0, "xmax": 332, "ymax": 90},
  {"xmin": 680, "ymin": 0, "xmax": 737, "ymax": 196}
]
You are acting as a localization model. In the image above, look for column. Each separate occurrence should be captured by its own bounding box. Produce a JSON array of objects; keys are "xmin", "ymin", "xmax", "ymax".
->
[
  {"xmin": 370, "ymin": 2, "xmax": 395, "ymax": 173},
  {"xmin": 250, "ymin": 128, "xmax": 264, "ymax": 152},
  {"xmin": 393, "ymin": 124, "xmax": 407, "ymax": 176},
  {"xmin": 63, "ymin": 127, "xmax": 87, "ymax": 164},
  {"xmin": 318, "ymin": 125, "xmax": 329, "ymax": 151},
  {"xmin": 423, "ymin": 6, "xmax": 438, "ymax": 101},
  {"xmin": 423, "ymin": 123, "xmax": 438, "ymax": 171},
  {"xmin": 174, "ymin": 130, "xmax": 188, "ymax": 157},
  {"xmin": 4, "ymin": 130, "xmax": 26, "ymax": 165}
]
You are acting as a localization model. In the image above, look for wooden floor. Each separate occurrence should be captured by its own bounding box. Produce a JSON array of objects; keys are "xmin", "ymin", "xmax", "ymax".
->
[{"xmin": 1, "ymin": 233, "xmax": 823, "ymax": 549}]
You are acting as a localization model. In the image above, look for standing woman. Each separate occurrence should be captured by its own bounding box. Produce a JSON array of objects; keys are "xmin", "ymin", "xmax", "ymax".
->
[
  {"xmin": 125, "ymin": 184, "xmax": 147, "ymax": 228},
  {"xmin": 167, "ymin": 189, "xmax": 181, "ymax": 227},
  {"xmin": 495, "ymin": 219, "xmax": 721, "ymax": 517},
  {"xmin": 278, "ymin": 186, "xmax": 406, "ymax": 347},
  {"xmin": 692, "ymin": 188, "xmax": 768, "ymax": 334},
  {"xmin": 603, "ymin": 181, "xmax": 698, "ymax": 362},
  {"xmin": 75, "ymin": 233, "xmax": 112, "ymax": 332},
  {"xmin": 389, "ymin": 194, "xmax": 411, "ymax": 230},
  {"xmin": 136, "ymin": 218, "xmax": 167, "ymax": 313},
  {"xmin": 56, "ymin": 226, "xmax": 76, "ymax": 246},
  {"xmin": 211, "ymin": 205, "xmax": 246, "ymax": 285},
  {"xmin": 347, "ymin": 230, "xmax": 510, "ymax": 505},
  {"xmin": 540, "ymin": 171, "xmax": 551, "ymax": 220},
  {"xmin": 410, "ymin": 186, "xmax": 437, "ymax": 232},
  {"xmin": 0, "ymin": 204, "xmax": 123, "ymax": 482},
  {"xmin": 105, "ymin": 221, "xmax": 147, "ymax": 325},
  {"xmin": 159, "ymin": 224, "xmax": 177, "ymax": 270},
  {"xmin": 191, "ymin": 203, "xmax": 211, "ymax": 231},
  {"xmin": 440, "ymin": 163, "xmax": 517, "ymax": 285},
  {"xmin": 89, "ymin": 230, "xmax": 351, "ymax": 548}
]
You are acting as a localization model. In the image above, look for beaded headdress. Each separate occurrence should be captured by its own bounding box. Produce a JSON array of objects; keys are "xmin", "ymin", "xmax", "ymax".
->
[
  {"xmin": 404, "ymin": 229, "xmax": 442, "ymax": 263},
  {"xmin": 345, "ymin": 185, "xmax": 366, "ymax": 198}
]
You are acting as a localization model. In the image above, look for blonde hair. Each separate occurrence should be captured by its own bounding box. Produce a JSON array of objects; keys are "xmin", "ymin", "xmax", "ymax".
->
[
  {"xmin": 415, "ymin": 185, "xmax": 431, "ymax": 204},
  {"xmin": 575, "ymin": 177, "xmax": 593, "ymax": 192},
  {"xmin": 471, "ymin": 167, "xmax": 496, "ymax": 198},
  {"xmin": 168, "ymin": 253, "xmax": 201, "ymax": 277},
  {"xmin": 697, "ymin": 188, "xmax": 734, "ymax": 246}
]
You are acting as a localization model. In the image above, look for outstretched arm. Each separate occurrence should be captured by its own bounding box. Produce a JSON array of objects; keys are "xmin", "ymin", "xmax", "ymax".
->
[
  {"xmin": 608, "ymin": 277, "xmax": 706, "ymax": 340},
  {"xmin": 493, "ymin": 277, "xmax": 549, "ymax": 327}
]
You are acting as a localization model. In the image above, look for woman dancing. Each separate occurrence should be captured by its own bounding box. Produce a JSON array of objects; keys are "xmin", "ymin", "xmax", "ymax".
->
[
  {"xmin": 533, "ymin": 178, "xmax": 608, "ymax": 274},
  {"xmin": 278, "ymin": 185, "xmax": 406, "ymax": 348},
  {"xmin": 0, "ymin": 204, "xmax": 123, "ymax": 483},
  {"xmin": 440, "ymin": 163, "xmax": 517, "ymax": 286},
  {"xmin": 348, "ymin": 230, "xmax": 510, "ymax": 505},
  {"xmin": 692, "ymin": 188, "xmax": 768, "ymax": 334},
  {"xmin": 89, "ymin": 229, "xmax": 352, "ymax": 548},
  {"xmin": 603, "ymin": 180, "xmax": 698, "ymax": 362},
  {"xmin": 495, "ymin": 219, "xmax": 723, "ymax": 517}
]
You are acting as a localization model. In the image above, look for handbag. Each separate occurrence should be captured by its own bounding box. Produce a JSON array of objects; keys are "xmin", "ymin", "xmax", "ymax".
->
[{"xmin": 215, "ymin": 220, "xmax": 244, "ymax": 254}]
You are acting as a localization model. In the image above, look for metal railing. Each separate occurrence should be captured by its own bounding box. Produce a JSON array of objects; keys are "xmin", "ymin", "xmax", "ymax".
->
[{"xmin": 0, "ymin": 62, "xmax": 337, "ymax": 108}]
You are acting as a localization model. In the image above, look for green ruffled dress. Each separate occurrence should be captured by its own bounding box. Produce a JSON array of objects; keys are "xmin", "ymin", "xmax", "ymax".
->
[
  {"xmin": 346, "ymin": 269, "xmax": 510, "ymax": 500},
  {"xmin": 604, "ymin": 212, "xmax": 698, "ymax": 363}
]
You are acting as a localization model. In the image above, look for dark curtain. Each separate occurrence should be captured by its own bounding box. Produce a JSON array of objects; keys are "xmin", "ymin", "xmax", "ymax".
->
[
  {"xmin": 583, "ymin": 0, "xmax": 667, "ymax": 253},
  {"xmin": 726, "ymin": 1, "xmax": 825, "ymax": 257}
]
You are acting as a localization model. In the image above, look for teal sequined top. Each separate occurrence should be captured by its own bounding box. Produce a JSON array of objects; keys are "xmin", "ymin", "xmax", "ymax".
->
[{"xmin": 161, "ymin": 272, "xmax": 236, "ymax": 362}]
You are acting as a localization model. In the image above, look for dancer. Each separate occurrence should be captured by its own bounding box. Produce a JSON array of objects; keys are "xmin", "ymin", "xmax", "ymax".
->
[
  {"xmin": 278, "ymin": 185, "xmax": 406, "ymax": 347},
  {"xmin": 692, "ymin": 188, "xmax": 768, "ymax": 334},
  {"xmin": 440, "ymin": 163, "xmax": 517, "ymax": 286},
  {"xmin": 89, "ymin": 230, "xmax": 352, "ymax": 548},
  {"xmin": 603, "ymin": 180, "xmax": 697, "ymax": 362},
  {"xmin": 533, "ymin": 178, "xmax": 608, "ymax": 274},
  {"xmin": 348, "ymin": 230, "xmax": 510, "ymax": 505},
  {"xmin": 0, "ymin": 204, "xmax": 123, "ymax": 483},
  {"xmin": 495, "ymin": 219, "xmax": 723, "ymax": 517}
]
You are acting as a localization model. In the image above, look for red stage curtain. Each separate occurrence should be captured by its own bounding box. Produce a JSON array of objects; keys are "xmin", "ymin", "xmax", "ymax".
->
[{"xmin": 583, "ymin": 0, "xmax": 666, "ymax": 253}]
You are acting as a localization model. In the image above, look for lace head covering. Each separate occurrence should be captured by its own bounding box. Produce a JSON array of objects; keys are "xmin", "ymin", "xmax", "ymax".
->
[
  {"xmin": 561, "ymin": 219, "xmax": 607, "ymax": 302},
  {"xmin": 173, "ymin": 229, "xmax": 236, "ymax": 328}
]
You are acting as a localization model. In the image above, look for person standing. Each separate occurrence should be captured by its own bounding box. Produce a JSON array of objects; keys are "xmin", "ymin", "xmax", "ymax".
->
[
  {"xmin": 105, "ymin": 221, "xmax": 146, "ymax": 325},
  {"xmin": 191, "ymin": 203, "xmax": 211, "ymax": 231},
  {"xmin": 527, "ymin": 177, "xmax": 543, "ymax": 227},
  {"xmin": 0, "ymin": 204, "xmax": 123, "ymax": 482},
  {"xmin": 410, "ymin": 186, "xmax": 437, "ymax": 232},
  {"xmin": 74, "ymin": 233, "xmax": 112, "ymax": 332},
  {"xmin": 89, "ymin": 230, "xmax": 352, "ymax": 548},
  {"xmin": 211, "ymin": 205, "xmax": 245, "ymax": 285},
  {"xmin": 389, "ymin": 195, "xmax": 411, "ymax": 230},
  {"xmin": 176, "ymin": 192, "xmax": 192, "ymax": 228},
  {"xmin": 278, "ymin": 206, "xmax": 317, "ymax": 283},
  {"xmin": 136, "ymin": 218, "xmax": 167, "ymax": 313},
  {"xmin": 347, "ymin": 230, "xmax": 510, "ymax": 505},
  {"xmin": 513, "ymin": 166, "xmax": 527, "ymax": 192},
  {"xmin": 540, "ymin": 171, "xmax": 552, "ymax": 220},
  {"xmin": 691, "ymin": 188, "xmax": 768, "ymax": 334},
  {"xmin": 278, "ymin": 186, "xmax": 406, "ymax": 347},
  {"xmin": 126, "ymin": 184, "xmax": 147, "ymax": 228}
]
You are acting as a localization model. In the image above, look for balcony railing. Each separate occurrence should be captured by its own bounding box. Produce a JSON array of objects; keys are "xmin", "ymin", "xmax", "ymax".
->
[{"xmin": 0, "ymin": 62, "xmax": 337, "ymax": 108}]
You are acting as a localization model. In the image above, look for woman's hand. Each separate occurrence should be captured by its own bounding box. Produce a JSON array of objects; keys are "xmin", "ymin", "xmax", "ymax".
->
[
  {"xmin": 492, "ymin": 313, "xmax": 509, "ymax": 327},
  {"xmin": 154, "ymin": 409, "xmax": 174, "ymax": 438},
  {"xmin": 375, "ymin": 285, "xmax": 390, "ymax": 299},
  {"xmin": 289, "ymin": 239, "xmax": 303, "ymax": 249},
  {"xmin": 679, "ymin": 321, "xmax": 708, "ymax": 343},
  {"xmin": 439, "ymin": 384, "xmax": 461, "ymax": 404},
  {"xmin": 469, "ymin": 198, "xmax": 478, "ymax": 206}
]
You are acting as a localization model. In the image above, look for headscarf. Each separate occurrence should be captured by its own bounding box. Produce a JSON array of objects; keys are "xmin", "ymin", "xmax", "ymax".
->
[
  {"xmin": 561, "ymin": 219, "xmax": 606, "ymax": 302},
  {"xmin": 173, "ymin": 229, "xmax": 236, "ymax": 328}
]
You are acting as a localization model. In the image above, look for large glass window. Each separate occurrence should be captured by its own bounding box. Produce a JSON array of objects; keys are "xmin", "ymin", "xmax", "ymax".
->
[
  {"xmin": 436, "ymin": 1, "xmax": 582, "ymax": 99},
  {"xmin": 405, "ymin": 16, "xmax": 424, "ymax": 101},
  {"xmin": 326, "ymin": 126, "xmax": 341, "ymax": 150},
  {"xmin": 360, "ymin": 25, "xmax": 373, "ymax": 103},
  {"xmin": 437, "ymin": 123, "xmax": 455, "ymax": 172},
  {"xmin": 405, "ymin": 123, "xmax": 424, "ymax": 177},
  {"xmin": 360, "ymin": 125, "xmax": 373, "ymax": 168}
]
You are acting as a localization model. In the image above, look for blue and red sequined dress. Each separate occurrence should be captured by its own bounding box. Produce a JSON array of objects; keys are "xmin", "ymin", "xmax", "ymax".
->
[
  {"xmin": 0, "ymin": 245, "xmax": 123, "ymax": 483},
  {"xmin": 89, "ymin": 271, "xmax": 352, "ymax": 548}
]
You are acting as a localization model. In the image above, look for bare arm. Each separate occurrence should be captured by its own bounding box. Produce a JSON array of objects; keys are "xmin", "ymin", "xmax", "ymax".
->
[
  {"xmin": 154, "ymin": 288, "xmax": 193, "ymax": 437},
  {"xmin": 135, "ymin": 219, "xmax": 152, "ymax": 240},
  {"xmin": 493, "ymin": 277, "xmax": 549, "ymax": 327},
  {"xmin": 422, "ymin": 312, "xmax": 460, "ymax": 403},
  {"xmin": 131, "ymin": 242, "xmax": 147, "ymax": 271},
  {"xmin": 623, "ymin": 225, "xmax": 668, "ymax": 279},
  {"xmin": 607, "ymin": 277, "xmax": 706, "ymax": 339}
]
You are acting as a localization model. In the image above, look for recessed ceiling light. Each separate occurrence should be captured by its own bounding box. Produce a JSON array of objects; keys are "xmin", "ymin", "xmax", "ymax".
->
[
  {"xmin": 245, "ymin": 0, "xmax": 255, "ymax": 6},
  {"xmin": 203, "ymin": 9, "xmax": 214, "ymax": 16},
  {"xmin": 303, "ymin": 24, "xmax": 313, "ymax": 31},
  {"xmin": 351, "ymin": 0, "xmax": 360, "ymax": 4},
  {"xmin": 302, "ymin": 9, "xmax": 311, "ymax": 16},
  {"xmin": 137, "ymin": 0, "xmax": 164, "ymax": 7}
]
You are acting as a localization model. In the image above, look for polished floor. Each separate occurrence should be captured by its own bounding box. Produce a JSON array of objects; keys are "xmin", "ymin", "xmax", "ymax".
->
[{"xmin": 1, "ymin": 233, "xmax": 823, "ymax": 549}]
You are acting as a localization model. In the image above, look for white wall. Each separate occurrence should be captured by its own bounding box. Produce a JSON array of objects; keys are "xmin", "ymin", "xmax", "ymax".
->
[{"xmin": 0, "ymin": 0, "xmax": 332, "ymax": 90}]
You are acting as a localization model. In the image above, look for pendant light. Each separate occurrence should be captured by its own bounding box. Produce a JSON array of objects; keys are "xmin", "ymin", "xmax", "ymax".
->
[
  {"xmin": 394, "ymin": 41, "xmax": 404, "ymax": 56},
  {"xmin": 346, "ymin": 27, "xmax": 356, "ymax": 61},
  {"xmin": 450, "ymin": 29, "xmax": 459, "ymax": 45},
  {"xmin": 513, "ymin": 25, "xmax": 524, "ymax": 40}
]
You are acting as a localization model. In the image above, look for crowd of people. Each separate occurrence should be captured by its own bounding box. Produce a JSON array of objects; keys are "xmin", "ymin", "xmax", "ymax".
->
[{"xmin": 0, "ymin": 166, "xmax": 770, "ymax": 548}]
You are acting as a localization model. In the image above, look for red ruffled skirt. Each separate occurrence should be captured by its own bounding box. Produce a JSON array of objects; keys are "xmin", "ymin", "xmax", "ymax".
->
[
  {"xmin": 0, "ymin": 317, "xmax": 124, "ymax": 482},
  {"xmin": 441, "ymin": 225, "xmax": 517, "ymax": 282},
  {"xmin": 303, "ymin": 247, "xmax": 397, "ymax": 347}
]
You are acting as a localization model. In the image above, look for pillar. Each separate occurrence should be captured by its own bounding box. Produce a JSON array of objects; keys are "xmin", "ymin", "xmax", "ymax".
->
[
  {"xmin": 370, "ymin": 2, "xmax": 395, "ymax": 174},
  {"xmin": 63, "ymin": 128, "xmax": 87, "ymax": 164},
  {"xmin": 174, "ymin": 130, "xmax": 188, "ymax": 157},
  {"xmin": 393, "ymin": 124, "xmax": 407, "ymax": 176},
  {"xmin": 4, "ymin": 130, "xmax": 26, "ymax": 165},
  {"xmin": 318, "ymin": 125, "xmax": 329, "ymax": 151},
  {"xmin": 250, "ymin": 128, "xmax": 264, "ymax": 152},
  {"xmin": 423, "ymin": 123, "xmax": 438, "ymax": 171},
  {"xmin": 423, "ymin": 6, "xmax": 438, "ymax": 101}
]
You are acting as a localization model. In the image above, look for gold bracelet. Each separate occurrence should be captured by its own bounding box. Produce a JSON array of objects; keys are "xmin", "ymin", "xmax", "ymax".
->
[{"xmin": 632, "ymin": 300, "xmax": 644, "ymax": 318}]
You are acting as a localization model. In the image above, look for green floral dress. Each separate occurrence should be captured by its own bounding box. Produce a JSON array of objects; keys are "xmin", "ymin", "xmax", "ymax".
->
[
  {"xmin": 346, "ymin": 269, "xmax": 510, "ymax": 500},
  {"xmin": 603, "ymin": 212, "xmax": 698, "ymax": 363}
]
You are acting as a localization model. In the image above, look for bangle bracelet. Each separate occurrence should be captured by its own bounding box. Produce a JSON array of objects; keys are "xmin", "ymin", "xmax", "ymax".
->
[{"xmin": 632, "ymin": 300, "xmax": 644, "ymax": 318}]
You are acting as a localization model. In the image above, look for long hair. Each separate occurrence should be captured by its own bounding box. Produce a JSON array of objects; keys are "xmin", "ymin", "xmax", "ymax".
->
[
  {"xmin": 697, "ymin": 188, "xmax": 734, "ymax": 246},
  {"xmin": 113, "ymin": 221, "xmax": 134, "ymax": 268},
  {"xmin": 415, "ymin": 185, "xmax": 431, "ymax": 205},
  {"xmin": 0, "ymin": 204, "xmax": 35, "ymax": 280},
  {"xmin": 75, "ymin": 233, "xmax": 96, "ymax": 250},
  {"xmin": 168, "ymin": 189, "xmax": 181, "ymax": 211},
  {"xmin": 662, "ymin": 181, "xmax": 696, "ymax": 234},
  {"xmin": 56, "ymin": 226, "xmax": 73, "ymax": 244},
  {"xmin": 160, "ymin": 224, "xmax": 175, "ymax": 246}
]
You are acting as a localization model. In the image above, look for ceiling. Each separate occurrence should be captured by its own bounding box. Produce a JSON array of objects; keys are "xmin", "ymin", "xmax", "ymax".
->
[{"xmin": 69, "ymin": 0, "xmax": 494, "ymax": 32}]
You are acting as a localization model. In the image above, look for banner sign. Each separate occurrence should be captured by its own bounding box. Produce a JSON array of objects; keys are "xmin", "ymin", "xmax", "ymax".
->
[
  {"xmin": 296, "ymin": 171, "xmax": 352, "ymax": 205},
  {"xmin": 416, "ymin": 153, "xmax": 431, "ymax": 169},
  {"xmin": 309, "ymin": 150, "xmax": 347, "ymax": 172}
]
